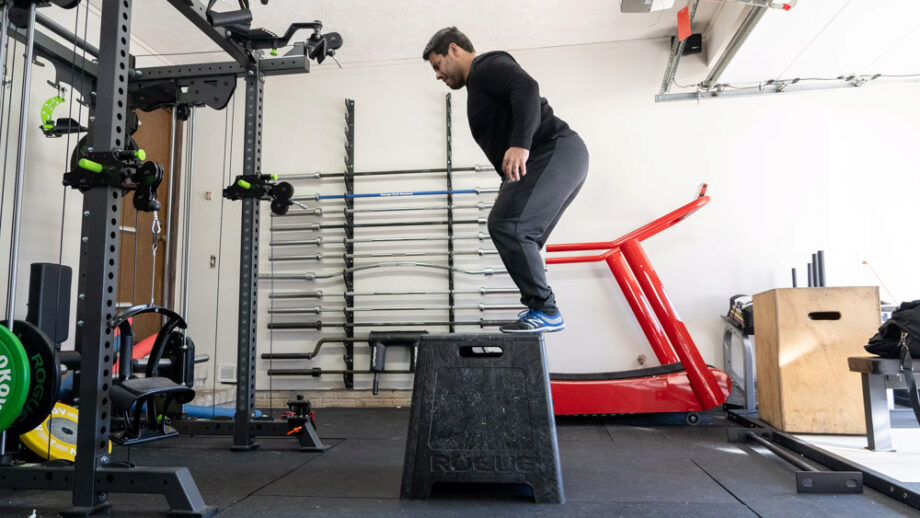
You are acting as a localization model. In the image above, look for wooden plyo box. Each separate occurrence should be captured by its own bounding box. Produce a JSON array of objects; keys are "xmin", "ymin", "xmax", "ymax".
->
[{"xmin": 752, "ymin": 287, "xmax": 880, "ymax": 434}]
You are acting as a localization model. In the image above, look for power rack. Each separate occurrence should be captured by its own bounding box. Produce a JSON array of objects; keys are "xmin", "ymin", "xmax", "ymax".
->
[{"xmin": 0, "ymin": 1, "xmax": 340, "ymax": 515}]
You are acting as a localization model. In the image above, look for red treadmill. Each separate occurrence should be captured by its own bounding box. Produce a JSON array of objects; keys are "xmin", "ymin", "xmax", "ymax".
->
[{"xmin": 546, "ymin": 184, "xmax": 731, "ymax": 416}]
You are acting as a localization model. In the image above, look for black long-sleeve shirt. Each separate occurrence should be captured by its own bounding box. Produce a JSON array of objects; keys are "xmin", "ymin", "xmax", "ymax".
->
[{"xmin": 466, "ymin": 51, "xmax": 574, "ymax": 174}]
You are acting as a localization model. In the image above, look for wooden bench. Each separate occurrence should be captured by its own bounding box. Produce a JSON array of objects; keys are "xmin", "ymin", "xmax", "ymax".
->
[{"xmin": 848, "ymin": 356, "xmax": 919, "ymax": 451}]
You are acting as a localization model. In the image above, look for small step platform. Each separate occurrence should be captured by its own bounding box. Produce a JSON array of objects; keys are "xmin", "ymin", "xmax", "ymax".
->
[{"xmin": 401, "ymin": 333, "xmax": 564, "ymax": 503}]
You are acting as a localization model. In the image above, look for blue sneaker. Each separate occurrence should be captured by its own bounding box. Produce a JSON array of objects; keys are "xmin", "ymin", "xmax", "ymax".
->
[{"xmin": 500, "ymin": 309, "xmax": 566, "ymax": 333}]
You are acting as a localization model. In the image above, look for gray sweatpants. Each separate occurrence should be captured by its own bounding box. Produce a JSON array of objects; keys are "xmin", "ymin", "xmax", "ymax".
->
[{"xmin": 486, "ymin": 134, "xmax": 589, "ymax": 314}]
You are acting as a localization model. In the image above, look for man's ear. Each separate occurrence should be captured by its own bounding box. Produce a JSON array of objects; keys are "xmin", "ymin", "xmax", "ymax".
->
[{"xmin": 448, "ymin": 42, "xmax": 458, "ymax": 57}]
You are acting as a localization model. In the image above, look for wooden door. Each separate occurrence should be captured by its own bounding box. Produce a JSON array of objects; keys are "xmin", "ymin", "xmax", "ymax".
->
[{"xmin": 116, "ymin": 107, "xmax": 183, "ymax": 341}]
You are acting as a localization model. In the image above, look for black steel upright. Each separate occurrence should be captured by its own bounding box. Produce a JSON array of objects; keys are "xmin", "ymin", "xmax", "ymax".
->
[
  {"xmin": 143, "ymin": 8, "xmax": 328, "ymax": 452},
  {"xmin": 0, "ymin": 2, "xmax": 214, "ymax": 516},
  {"xmin": 342, "ymin": 99, "xmax": 355, "ymax": 388},
  {"xmin": 70, "ymin": 0, "xmax": 133, "ymax": 510},
  {"xmin": 233, "ymin": 66, "xmax": 264, "ymax": 450},
  {"xmin": 445, "ymin": 94, "xmax": 455, "ymax": 332}
]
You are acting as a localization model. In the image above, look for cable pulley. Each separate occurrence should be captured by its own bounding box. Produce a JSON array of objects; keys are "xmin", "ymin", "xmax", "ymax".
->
[
  {"xmin": 63, "ymin": 136, "xmax": 164, "ymax": 212},
  {"xmin": 223, "ymin": 173, "xmax": 295, "ymax": 215}
]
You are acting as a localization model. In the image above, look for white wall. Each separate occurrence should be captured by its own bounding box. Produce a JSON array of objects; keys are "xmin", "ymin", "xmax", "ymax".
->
[
  {"xmin": 175, "ymin": 36, "xmax": 920, "ymax": 393},
  {"xmin": 4, "ymin": 12, "xmax": 918, "ymax": 394}
]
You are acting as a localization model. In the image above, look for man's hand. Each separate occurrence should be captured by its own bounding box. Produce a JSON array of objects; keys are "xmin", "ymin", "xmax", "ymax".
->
[{"xmin": 502, "ymin": 147, "xmax": 530, "ymax": 182}]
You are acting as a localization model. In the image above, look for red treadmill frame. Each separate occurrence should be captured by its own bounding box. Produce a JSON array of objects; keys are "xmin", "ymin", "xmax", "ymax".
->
[{"xmin": 546, "ymin": 184, "xmax": 731, "ymax": 415}]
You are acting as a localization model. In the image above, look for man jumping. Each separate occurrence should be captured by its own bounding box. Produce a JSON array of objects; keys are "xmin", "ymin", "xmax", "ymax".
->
[{"xmin": 423, "ymin": 27, "xmax": 589, "ymax": 333}]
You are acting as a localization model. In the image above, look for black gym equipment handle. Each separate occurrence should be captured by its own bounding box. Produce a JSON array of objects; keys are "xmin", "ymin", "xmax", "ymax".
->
[
  {"xmin": 109, "ymin": 304, "xmax": 187, "ymax": 378},
  {"xmin": 115, "ymin": 319, "xmax": 135, "ymax": 382},
  {"xmin": 208, "ymin": 9, "xmax": 251, "ymax": 28},
  {"xmin": 206, "ymin": 0, "xmax": 252, "ymax": 28},
  {"xmin": 109, "ymin": 304, "xmax": 186, "ymax": 330},
  {"xmin": 50, "ymin": 0, "xmax": 81, "ymax": 8},
  {"xmin": 369, "ymin": 331, "xmax": 427, "ymax": 394},
  {"xmin": 260, "ymin": 336, "xmax": 362, "ymax": 360},
  {"xmin": 258, "ymin": 332, "xmax": 425, "ymax": 362},
  {"xmin": 278, "ymin": 22, "xmax": 323, "ymax": 46}
]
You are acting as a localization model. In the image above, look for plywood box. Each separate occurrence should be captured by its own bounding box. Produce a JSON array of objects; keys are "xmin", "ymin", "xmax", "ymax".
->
[{"xmin": 752, "ymin": 287, "xmax": 880, "ymax": 434}]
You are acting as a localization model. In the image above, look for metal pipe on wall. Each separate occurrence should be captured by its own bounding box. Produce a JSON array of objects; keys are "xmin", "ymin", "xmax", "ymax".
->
[
  {"xmin": 275, "ymin": 202, "xmax": 492, "ymax": 218},
  {"xmin": 267, "ymin": 368, "xmax": 415, "ymax": 376},
  {"xmin": 811, "ymin": 253, "xmax": 818, "ymax": 287},
  {"xmin": 162, "ymin": 107, "xmax": 178, "ymax": 306},
  {"xmin": 258, "ymin": 261, "xmax": 510, "ymax": 281},
  {"xmin": 36, "ymin": 11, "xmax": 99, "ymax": 57},
  {"xmin": 291, "ymin": 187, "xmax": 499, "ymax": 202},
  {"xmin": 267, "ymin": 302, "xmax": 525, "ymax": 314},
  {"xmin": 267, "ymin": 319, "xmax": 513, "ymax": 330},
  {"xmin": 179, "ymin": 107, "xmax": 196, "ymax": 320},
  {"xmin": 0, "ymin": 4, "xmax": 9, "ymax": 124},
  {"xmin": 0, "ymin": 0, "xmax": 33, "ymax": 462},
  {"xmin": 268, "ymin": 249, "xmax": 499, "ymax": 262},
  {"xmin": 269, "ymin": 217, "xmax": 486, "ymax": 233},
  {"xmin": 268, "ymin": 287, "xmax": 518, "ymax": 300},
  {"xmin": 344, "ymin": 202, "xmax": 493, "ymax": 215},
  {"xmin": 280, "ymin": 164, "xmax": 493, "ymax": 180},
  {"xmin": 817, "ymin": 250, "xmax": 826, "ymax": 287},
  {"xmin": 5, "ymin": 3, "xmax": 37, "ymax": 327},
  {"xmin": 270, "ymin": 234, "xmax": 492, "ymax": 246}
]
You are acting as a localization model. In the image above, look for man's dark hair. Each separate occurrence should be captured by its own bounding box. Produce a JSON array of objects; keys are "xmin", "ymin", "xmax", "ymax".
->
[{"xmin": 422, "ymin": 27, "xmax": 474, "ymax": 60}]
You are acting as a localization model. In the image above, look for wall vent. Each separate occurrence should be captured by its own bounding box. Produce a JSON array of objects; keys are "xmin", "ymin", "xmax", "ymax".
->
[{"xmin": 218, "ymin": 363, "xmax": 237, "ymax": 384}]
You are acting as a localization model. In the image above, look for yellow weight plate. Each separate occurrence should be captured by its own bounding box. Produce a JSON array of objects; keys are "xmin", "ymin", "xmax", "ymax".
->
[{"xmin": 20, "ymin": 402, "xmax": 111, "ymax": 461}]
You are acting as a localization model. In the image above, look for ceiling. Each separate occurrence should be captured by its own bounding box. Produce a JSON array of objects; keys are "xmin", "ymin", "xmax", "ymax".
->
[
  {"xmin": 71, "ymin": 0, "xmax": 917, "ymax": 91},
  {"xmin": 93, "ymin": 0, "xmax": 721, "ymax": 66},
  {"xmin": 718, "ymin": 0, "xmax": 920, "ymax": 85}
]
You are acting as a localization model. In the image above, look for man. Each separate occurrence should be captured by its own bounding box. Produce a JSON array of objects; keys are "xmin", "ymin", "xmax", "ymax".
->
[{"xmin": 423, "ymin": 27, "xmax": 589, "ymax": 333}]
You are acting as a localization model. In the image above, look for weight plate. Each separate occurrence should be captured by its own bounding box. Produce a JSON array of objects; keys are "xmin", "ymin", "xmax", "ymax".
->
[
  {"xmin": 0, "ymin": 324, "xmax": 30, "ymax": 433},
  {"xmin": 2, "ymin": 320, "xmax": 60, "ymax": 433},
  {"xmin": 21, "ymin": 402, "xmax": 111, "ymax": 462}
]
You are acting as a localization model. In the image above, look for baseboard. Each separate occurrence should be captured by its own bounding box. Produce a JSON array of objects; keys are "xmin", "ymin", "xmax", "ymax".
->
[{"xmin": 254, "ymin": 389, "xmax": 412, "ymax": 409}]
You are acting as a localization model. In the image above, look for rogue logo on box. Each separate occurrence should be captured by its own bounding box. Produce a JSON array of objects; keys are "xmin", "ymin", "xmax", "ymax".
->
[{"xmin": 430, "ymin": 453, "xmax": 536, "ymax": 474}]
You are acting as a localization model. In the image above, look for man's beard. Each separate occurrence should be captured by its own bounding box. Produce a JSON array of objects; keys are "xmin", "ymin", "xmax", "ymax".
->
[{"xmin": 448, "ymin": 73, "xmax": 465, "ymax": 89}]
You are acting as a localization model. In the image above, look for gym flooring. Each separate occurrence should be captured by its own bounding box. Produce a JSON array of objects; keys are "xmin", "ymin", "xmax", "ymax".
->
[{"xmin": 0, "ymin": 408, "xmax": 915, "ymax": 517}]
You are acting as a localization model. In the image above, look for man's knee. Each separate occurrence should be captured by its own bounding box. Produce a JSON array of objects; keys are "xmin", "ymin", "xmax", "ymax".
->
[
  {"xmin": 487, "ymin": 216, "xmax": 515, "ymax": 240},
  {"xmin": 489, "ymin": 218, "xmax": 545, "ymax": 249}
]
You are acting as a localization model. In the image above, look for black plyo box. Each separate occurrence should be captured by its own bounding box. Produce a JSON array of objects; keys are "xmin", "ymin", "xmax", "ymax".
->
[{"xmin": 400, "ymin": 333, "xmax": 564, "ymax": 503}]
